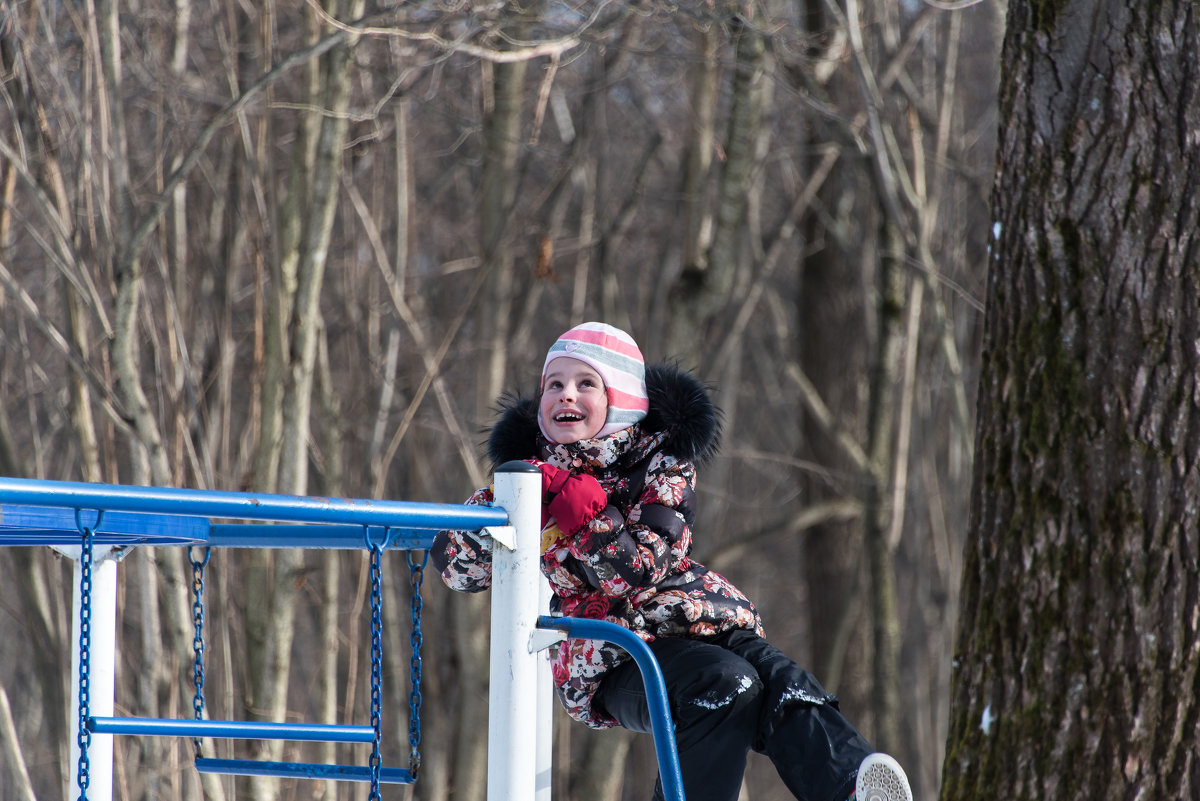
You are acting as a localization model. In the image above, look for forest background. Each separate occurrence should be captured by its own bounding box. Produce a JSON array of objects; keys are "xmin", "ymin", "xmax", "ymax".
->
[{"xmin": 0, "ymin": 1, "xmax": 1000, "ymax": 800}]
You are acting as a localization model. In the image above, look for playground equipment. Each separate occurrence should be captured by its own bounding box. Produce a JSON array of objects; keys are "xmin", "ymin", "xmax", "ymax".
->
[{"xmin": 0, "ymin": 463, "xmax": 685, "ymax": 801}]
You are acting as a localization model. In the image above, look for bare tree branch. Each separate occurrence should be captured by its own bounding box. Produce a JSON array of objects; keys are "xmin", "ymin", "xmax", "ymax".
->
[
  {"xmin": 0, "ymin": 257, "xmax": 131, "ymax": 432},
  {"xmin": 302, "ymin": 0, "xmax": 620, "ymax": 62},
  {"xmin": 343, "ymin": 176, "xmax": 486, "ymax": 490},
  {"xmin": 703, "ymin": 498, "xmax": 864, "ymax": 570},
  {"xmin": 785, "ymin": 362, "xmax": 873, "ymax": 476}
]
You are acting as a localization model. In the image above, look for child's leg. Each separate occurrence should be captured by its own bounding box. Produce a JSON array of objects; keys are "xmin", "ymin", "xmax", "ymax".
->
[
  {"xmin": 593, "ymin": 636, "xmax": 764, "ymax": 801},
  {"xmin": 718, "ymin": 630, "xmax": 872, "ymax": 801}
]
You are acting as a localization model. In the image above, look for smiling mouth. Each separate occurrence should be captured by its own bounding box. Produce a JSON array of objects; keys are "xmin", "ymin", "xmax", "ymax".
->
[{"xmin": 554, "ymin": 412, "xmax": 585, "ymax": 423}]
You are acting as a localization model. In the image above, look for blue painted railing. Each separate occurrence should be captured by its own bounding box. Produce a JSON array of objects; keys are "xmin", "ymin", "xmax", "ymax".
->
[
  {"xmin": 537, "ymin": 616, "xmax": 685, "ymax": 801},
  {"xmin": 0, "ymin": 475, "xmax": 506, "ymax": 547}
]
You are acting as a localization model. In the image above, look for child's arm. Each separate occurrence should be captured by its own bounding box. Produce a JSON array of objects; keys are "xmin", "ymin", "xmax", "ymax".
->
[
  {"xmin": 429, "ymin": 485, "xmax": 496, "ymax": 592},
  {"xmin": 563, "ymin": 453, "xmax": 696, "ymax": 596}
]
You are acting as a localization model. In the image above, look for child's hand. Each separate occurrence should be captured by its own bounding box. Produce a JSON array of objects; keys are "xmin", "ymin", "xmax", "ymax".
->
[
  {"xmin": 536, "ymin": 462, "xmax": 570, "ymax": 496},
  {"xmin": 535, "ymin": 463, "xmax": 607, "ymax": 536},
  {"xmin": 521, "ymin": 459, "xmax": 562, "ymax": 495}
]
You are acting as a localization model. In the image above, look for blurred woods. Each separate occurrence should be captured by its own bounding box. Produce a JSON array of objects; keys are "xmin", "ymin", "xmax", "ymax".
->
[{"xmin": 0, "ymin": 2, "xmax": 999, "ymax": 801}]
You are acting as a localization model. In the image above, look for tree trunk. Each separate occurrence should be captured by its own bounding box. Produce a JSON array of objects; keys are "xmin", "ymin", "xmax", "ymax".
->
[
  {"xmin": 666, "ymin": 12, "xmax": 765, "ymax": 363},
  {"xmin": 861, "ymin": 216, "xmax": 905, "ymax": 754},
  {"xmin": 680, "ymin": 24, "xmax": 719, "ymax": 285},
  {"xmin": 477, "ymin": 56, "xmax": 528, "ymax": 405},
  {"xmin": 942, "ymin": 3, "xmax": 1200, "ymax": 800},
  {"xmin": 574, "ymin": 727, "xmax": 633, "ymax": 801},
  {"xmin": 800, "ymin": 216, "xmax": 870, "ymax": 706},
  {"xmin": 448, "ymin": 32, "xmax": 532, "ymax": 801},
  {"xmin": 246, "ymin": 3, "xmax": 363, "ymax": 799},
  {"xmin": 798, "ymin": 0, "xmax": 869, "ymax": 716},
  {"xmin": 98, "ymin": 0, "xmax": 171, "ymax": 487},
  {"xmin": 277, "ymin": 0, "xmax": 361, "ymax": 497},
  {"xmin": 95, "ymin": 6, "xmax": 187, "ymax": 800}
]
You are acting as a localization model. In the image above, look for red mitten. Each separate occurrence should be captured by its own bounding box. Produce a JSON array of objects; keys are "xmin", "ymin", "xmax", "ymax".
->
[
  {"xmin": 536, "ymin": 462, "xmax": 573, "ymax": 497},
  {"xmin": 530, "ymin": 462, "xmax": 571, "ymax": 529},
  {"xmin": 546, "ymin": 472, "xmax": 607, "ymax": 536}
]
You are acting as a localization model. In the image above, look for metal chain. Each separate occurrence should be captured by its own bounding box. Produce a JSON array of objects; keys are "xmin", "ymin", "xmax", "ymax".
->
[
  {"xmin": 188, "ymin": 546, "xmax": 211, "ymax": 757},
  {"xmin": 368, "ymin": 537, "xmax": 385, "ymax": 801},
  {"xmin": 75, "ymin": 524, "xmax": 94, "ymax": 801},
  {"xmin": 406, "ymin": 550, "xmax": 428, "ymax": 777}
]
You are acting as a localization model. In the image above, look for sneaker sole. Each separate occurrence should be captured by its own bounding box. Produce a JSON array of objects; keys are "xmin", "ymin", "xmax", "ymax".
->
[{"xmin": 856, "ymin": 753, "xmax": 913, "ymax": 801}]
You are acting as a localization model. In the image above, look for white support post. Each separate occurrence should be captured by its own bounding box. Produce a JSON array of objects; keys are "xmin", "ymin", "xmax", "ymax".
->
[
  {"xmin": 65, "ymin": 546, "xmax": 120, "ymax": 801},
  {"xmin": 488, "ymin": 461, "xmax": 545, "ymax": 801},
  {"xmin": 536, "ymin": 576, "xmax": 554, "ymax": 801}
]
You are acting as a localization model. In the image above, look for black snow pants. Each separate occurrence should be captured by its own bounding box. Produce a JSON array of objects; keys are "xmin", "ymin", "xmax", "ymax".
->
[{"xmin": 592, "ymin": 628, "xmax": 871, "ymax": 801}]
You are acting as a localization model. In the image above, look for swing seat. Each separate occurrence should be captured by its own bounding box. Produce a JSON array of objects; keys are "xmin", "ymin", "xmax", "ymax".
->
[
  {"xmin": 194, "ymin": 757, "xmax": 414, "ymax": 784},
  {"xmin": 88, "ymin": 716, "xmax": 376, "ymax": 743}
]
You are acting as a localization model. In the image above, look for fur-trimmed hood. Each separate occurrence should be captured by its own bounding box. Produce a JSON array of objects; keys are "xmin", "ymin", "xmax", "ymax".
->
[{"xmin": 486, "ymin": 363, "xmax": 722, "ymax": 467}]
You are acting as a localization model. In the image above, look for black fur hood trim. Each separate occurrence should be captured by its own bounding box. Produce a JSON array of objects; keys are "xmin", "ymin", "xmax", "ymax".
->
[{"xmin": 486, "ymin": 363, "xmax": 722, "ymax": 467}]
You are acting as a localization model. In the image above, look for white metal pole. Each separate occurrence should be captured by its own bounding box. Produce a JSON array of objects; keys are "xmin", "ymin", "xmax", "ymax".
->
[
  {"xmin": 488, "ymin": 461, "xmax": 543, "ymax": 801},
  {"xmin": 535, "ymin": 576, "xmax": 554, "ymax": 801},
  {"xmin": 66, "ymin": 546, "xmax": 119, "ymax": 801}
]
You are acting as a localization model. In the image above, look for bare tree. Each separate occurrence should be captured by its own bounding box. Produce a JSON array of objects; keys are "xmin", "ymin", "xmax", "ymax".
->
[{"xmin": 942, "ymin": 2, "xmax": 1200, "ymax": 800}]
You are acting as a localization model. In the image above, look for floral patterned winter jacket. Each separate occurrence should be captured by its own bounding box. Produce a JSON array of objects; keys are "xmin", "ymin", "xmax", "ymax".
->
[{"xmin": 431, "ymin": 364, "xmax": 763, "ymax": 728}]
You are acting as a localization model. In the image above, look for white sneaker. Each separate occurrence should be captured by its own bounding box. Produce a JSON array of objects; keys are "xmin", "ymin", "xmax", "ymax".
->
[{"xmin": 854, "ymin": 753, "xmax": 913, "ymax": 801}]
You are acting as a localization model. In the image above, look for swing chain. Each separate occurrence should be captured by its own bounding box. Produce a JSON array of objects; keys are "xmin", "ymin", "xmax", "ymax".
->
[
  {"xmin": 407, "ymin": 550, "xmax": 428, "ymax": 776},
  {"xmin": 188, "ymin": 546, "xmax": 211, "ymax": 757},
  {"xmin": 75, "ymin": 523, "xmax": 95, "ymax": 801},
  {"xmin": 368, "ymin": 538, "xmax": 385, "ymax": 801}
]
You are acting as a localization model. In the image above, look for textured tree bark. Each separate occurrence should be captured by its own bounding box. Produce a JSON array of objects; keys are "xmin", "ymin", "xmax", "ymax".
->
[{"xmin": 942, "ymin": 2, "xmax": 1200, "ymax": 800}]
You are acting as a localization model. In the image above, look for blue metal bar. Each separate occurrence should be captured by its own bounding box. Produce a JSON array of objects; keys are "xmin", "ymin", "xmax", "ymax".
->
[
  {"xmin": 0, "ymin": 476, "xmax": 508, "ymax": 532},
  {"xmin": 536, "ymin": 616, "xmax": 685, "ymax": 801},
  {"xmin": 193, "ymin": 758, "xmax": 413, "ymax": 784},
  {"xmin": 87, "ymin": 717, "xmax": 375, "ymax": 743},
  {"xmin": 206, "ymin": 523, "xmax": 436, "ymax": 550}
]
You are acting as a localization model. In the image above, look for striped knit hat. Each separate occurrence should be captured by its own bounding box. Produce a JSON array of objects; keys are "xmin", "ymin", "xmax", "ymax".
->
[{"xmin": 540, "ymin": 322, "xmax": 649, "ymax": 439}]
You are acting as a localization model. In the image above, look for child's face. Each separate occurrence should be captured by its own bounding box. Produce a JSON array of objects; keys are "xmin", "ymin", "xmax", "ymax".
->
[{"xmin": 539, "ymin": 357, "xmax": 608, "ymax": 443}]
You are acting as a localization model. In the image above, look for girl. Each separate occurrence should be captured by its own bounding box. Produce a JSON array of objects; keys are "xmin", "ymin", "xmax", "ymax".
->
[{"xmin": 432, "ymin": 322, "xmax": 911, "ymax": 801}]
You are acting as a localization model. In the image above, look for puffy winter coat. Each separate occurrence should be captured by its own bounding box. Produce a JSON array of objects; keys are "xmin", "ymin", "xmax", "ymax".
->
[{"xmin": 431, "ymin": 364, "xmax": 763, "ymax": 728}]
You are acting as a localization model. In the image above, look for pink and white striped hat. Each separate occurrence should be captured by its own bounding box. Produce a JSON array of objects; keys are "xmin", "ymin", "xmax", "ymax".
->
[{"xmin": 540, "ymin": 322, "xmax": 649, "ymax": 439}]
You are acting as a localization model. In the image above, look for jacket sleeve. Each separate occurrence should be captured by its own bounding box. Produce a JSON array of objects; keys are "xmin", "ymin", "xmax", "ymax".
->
[
  {"xmin": 430, "ymin": 485, "xmax": 496, "ymax": 593},
  {"xmin": 565, "ymin": 453, "xmax": 696, "ymax": 597}
]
